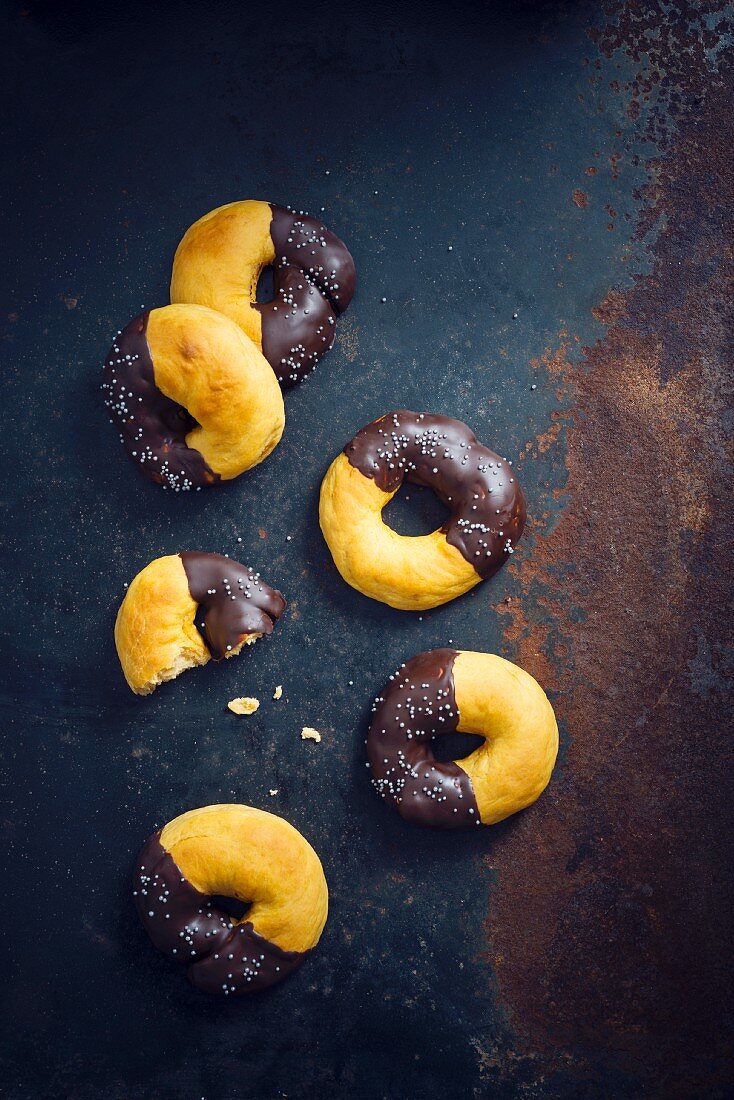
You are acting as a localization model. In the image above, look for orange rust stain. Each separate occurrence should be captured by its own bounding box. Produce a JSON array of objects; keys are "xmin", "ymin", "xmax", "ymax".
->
[
  {"xmin": 591, "ymin": 289, "xmax": 627, "ymax": 325},
  {"xmin": 484, "ymin": 44, "xmax": 734, "ymax": 1089},
  {"xmin": 572, "ymin": 188, "xmax": 589, "ymax": 208}
]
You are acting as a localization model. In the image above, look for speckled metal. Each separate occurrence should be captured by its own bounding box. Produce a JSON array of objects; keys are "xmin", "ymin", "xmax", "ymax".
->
[{"xmin": 1, "ymin": 1, "xmax": 732, "ymax": 1097}]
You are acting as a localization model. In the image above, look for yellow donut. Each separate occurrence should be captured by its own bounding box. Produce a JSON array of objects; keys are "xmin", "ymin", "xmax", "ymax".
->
[
  {"xmin": 134, "ymin": 804, "xmax": 328, "ymax": 995},
  {"xmin": 367, "ymin": 649, "xmax": 558, "ymax": 827},
  {"xmin": 319, "ymin": 411, "xmax": 526, "ymax": 610},
  {"xmin": 102, "ymin": 303, "xmax": 284, "ymax": 489},
  {"xmin": 115, "ymin": 552, "xmax": 286, "ymax": 695},
  {"xmin": 170, "ymin": 200, "xmax": 356, "ymax": 387}
]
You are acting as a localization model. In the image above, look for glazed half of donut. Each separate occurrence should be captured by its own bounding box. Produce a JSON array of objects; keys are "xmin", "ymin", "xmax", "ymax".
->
[
  {"xmin": 115, "ymin": 552, "xmax": 286, "ymax": 695},
  {"xmin": 134, "ymin": 804, "xmax": 328, "ymax": 995},
  {"xmin": 319, "ymin": 410, "xmax": 526, "ymax": 610},
  {"xmin": 367, "ymin": 649, "xmax": 558, "ymax": 828},
  {"xmin": 170, "ymin": 200, "xmax": 356, "ymax": 387},
  {"xmin": 102, "ymin": 303, "xmax": 284, "ymax": 489}
]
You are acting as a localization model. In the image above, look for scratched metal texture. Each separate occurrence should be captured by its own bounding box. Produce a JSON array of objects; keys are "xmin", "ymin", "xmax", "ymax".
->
[{"xmin": 1, "ymin": 1, "xmax": 732, "ymax": 1097}]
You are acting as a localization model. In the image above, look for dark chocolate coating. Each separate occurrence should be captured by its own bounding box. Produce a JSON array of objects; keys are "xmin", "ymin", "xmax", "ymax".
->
[
  {"xmin": 345, "ymin": 410, "xmax": 525, "ymax": 578},
  {"xmin": 367, "ymin": 649, "xmax": 482, "ymax": 829},
  {"xmin": 101, "ymin": 311, "xmax": 220, "ymax": 491},
  {"xmin": 179, "ymin": 552, "xmax": 285, "ymax": 661},
  {"xmin": 256, "ymin": 204, "xmax": 356, "ymax": 387},
  {"xmin": 133, "ymin": 832, "xmax": 305, "ymax": 996}
]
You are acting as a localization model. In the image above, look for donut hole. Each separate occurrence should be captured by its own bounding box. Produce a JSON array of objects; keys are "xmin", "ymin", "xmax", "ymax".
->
[
  {"xmin": 255, "ymin": 264, "xmax": 275, "ymax": 303},
  {"xmin": 432, "ymin": 730, "xmax": 484, "ymax": 764},
  {"xmin": 382, "ymin": 482, "xmax": 451, "ymax": 537},
  {"xmin": 210, "ymin": 894, "xmax": 251, "ymax": 921}
]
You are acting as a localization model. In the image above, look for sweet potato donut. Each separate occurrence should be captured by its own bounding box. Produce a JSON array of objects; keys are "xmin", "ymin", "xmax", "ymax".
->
[
  {"xmin": 367, "ymin": 649, "xmax": 558, "ymax": 828},
  {"xmin": 319, "ymin": 410, "xmax": 526, "ymax": 610},
  {"xmin": 101, "ymin": 303, "xmax": 284, "ymax": 490},
  {"xmin": 170, "ymin": 200, "xmax": 356, "ymax": 387},
  {"xmin": 134, "ymin": 804, "xmax": 328, "ymax": 996},
  {"xmin": 115, "ymin": 552, "xmax": 286, "ymax": 695}
]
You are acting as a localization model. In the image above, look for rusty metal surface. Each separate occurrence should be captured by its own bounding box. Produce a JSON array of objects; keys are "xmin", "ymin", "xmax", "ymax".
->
[
  {"xmin": 489, "ymin": 5, "xmax": 734, "ymax": 1093},
  {"xmin": 0, "ymin": 1, "xmax": 732, "ymax": 1097}
]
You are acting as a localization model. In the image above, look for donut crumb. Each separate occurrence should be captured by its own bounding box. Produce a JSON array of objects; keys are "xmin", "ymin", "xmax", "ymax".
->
[
  {"xmin": 228, "ymin": 697, "xmax": 260, "ymax": 715},
  {"xmin": 301, "ymin": 726, "xmax": 322, "ymax": 743},
  {"xmin": 273, "ymin": 685, "xmax": 283, "ymax": 700},
  {"xmin": 269, "ymin": 788, "xmax": 279, "ymax": 796}
]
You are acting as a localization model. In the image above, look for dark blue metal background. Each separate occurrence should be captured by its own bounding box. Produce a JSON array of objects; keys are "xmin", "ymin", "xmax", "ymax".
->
[{"xmin": 1, "ymin": 1, "xmax": 732, "ymax": 1097}]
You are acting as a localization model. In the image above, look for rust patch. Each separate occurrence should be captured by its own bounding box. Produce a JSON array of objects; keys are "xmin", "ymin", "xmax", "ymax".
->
[
  {"xmin": 591, "ymin": 288, "xmax": 627, "ymax": 325},
  {"xmin": 572, "ymin": 188, "xmax": 589, "ymax": 208},
  {"xmin": 487, "ymin": 4, "xmax": 734, "ymax": 1091}
]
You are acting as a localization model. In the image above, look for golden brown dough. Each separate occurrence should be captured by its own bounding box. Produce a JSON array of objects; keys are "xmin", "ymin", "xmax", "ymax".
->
[
  {"xmin": 453, "ymin": 652, "xmax": 558, "ymax": 824},
  {"xmin": 170, "ymin": 201, "xmax": 273, "ymax": 349},
  {"xmin": 115, "ymin": 555, "xmax": 205, "ymax": 695}
]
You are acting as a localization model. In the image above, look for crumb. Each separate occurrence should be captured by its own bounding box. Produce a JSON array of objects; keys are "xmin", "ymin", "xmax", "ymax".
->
[
  {"xmin": 269, "ymin": 789, "xmax": 279, "ymax": 796},
  {"xmin": 228, "ymin": 697, "xmax": 260, "ymax": 715},
  {"xmin": 301, "ymin": 726, "xmax": 322, "ymax": 743},
  {"xmin": 273, "ymin": 685, "xmax": 283, "ymax": 700}
]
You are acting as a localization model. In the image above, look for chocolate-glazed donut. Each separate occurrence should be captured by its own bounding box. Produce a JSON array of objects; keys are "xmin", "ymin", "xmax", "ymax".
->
[
  {"xmin": 319, "ymin": 410, "xmax": 526, "ymax": 610},
  {"xmin": 114, "ymin": 552, "xmax": 286, "ymax": 695},
  {"xmin": 367, "ymin": 649, "xmax": 559, "ymax": 829},
  {"xmin": 133, "ymin": 805, "xmax": 328, "ymax": 996},
  {"xmin": 101, "ymin": 303, "xmax": 284, "ymax": 490},
  {"xmin": 170, "ymin": 199, "xmax": 356, "ymax": 387}
]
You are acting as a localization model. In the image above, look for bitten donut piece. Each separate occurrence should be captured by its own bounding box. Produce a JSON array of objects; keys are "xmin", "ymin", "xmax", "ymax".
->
[
  {"xmin": 101, "ymin": 303, "xmax": 284, "ymax": 489},
  {"xmin": 170, "ymin": 200, "xmax": 356, "ymax": 387},
  {"xmin": 319, "ymin": 410, "xmax": 526, "ymax": 610},
  {"xmin": 115, "ymin": 552, "xmax": 286, "ymax": 695},
  {"xmin": 133, "ymin": 804, "xmax": 328, "ymax": 996},
  {"xmin": 367, "ymin": 649, "xmax": 558, "ymax": 828}
]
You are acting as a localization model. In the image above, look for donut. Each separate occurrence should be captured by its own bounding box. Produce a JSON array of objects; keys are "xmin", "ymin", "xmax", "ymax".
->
[
  {"xmin": 319, "ymin": 410, "xmax": 526, "ymax": 610},
  {"xmin": 367, "ymin": 649, "xmax": 558, "ymax": 829},
  {"xmin": 134, "ymin": 804, "xmax": 328, "ymax": 996},
  {"xmin": 115, "ymin": 552, "xmax": 286, "ymax": 695},
  {"xmin": 170, "ymin": 200, "xmax": 356, "ymax": 387},
  {"xmin": 101, "ymin": 303, "xmax": 284, "ymax": 490}
]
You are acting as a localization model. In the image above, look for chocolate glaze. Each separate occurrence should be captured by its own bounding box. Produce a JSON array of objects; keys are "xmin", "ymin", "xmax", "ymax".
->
[
  {"xmin": 101, "ymin": 311, "xmax": 220, "ymax": 491},
  {"xmin": 345, "ymin": 410, "xmax": 526, "ymax": 578},
  {"xmin": 256, "ymin": 204, "xmax": 356, "ymax": 388},
  {"xmin": 134, "ymin": 832, "xmax": 305, "ymax": 996},
  {"xmin": 179, "ymin": 552, "xmax": 285, "ymax": 661},
  {"xmin": 367, "ymin": 649, "xmax": 481, "ymax": 829}
]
